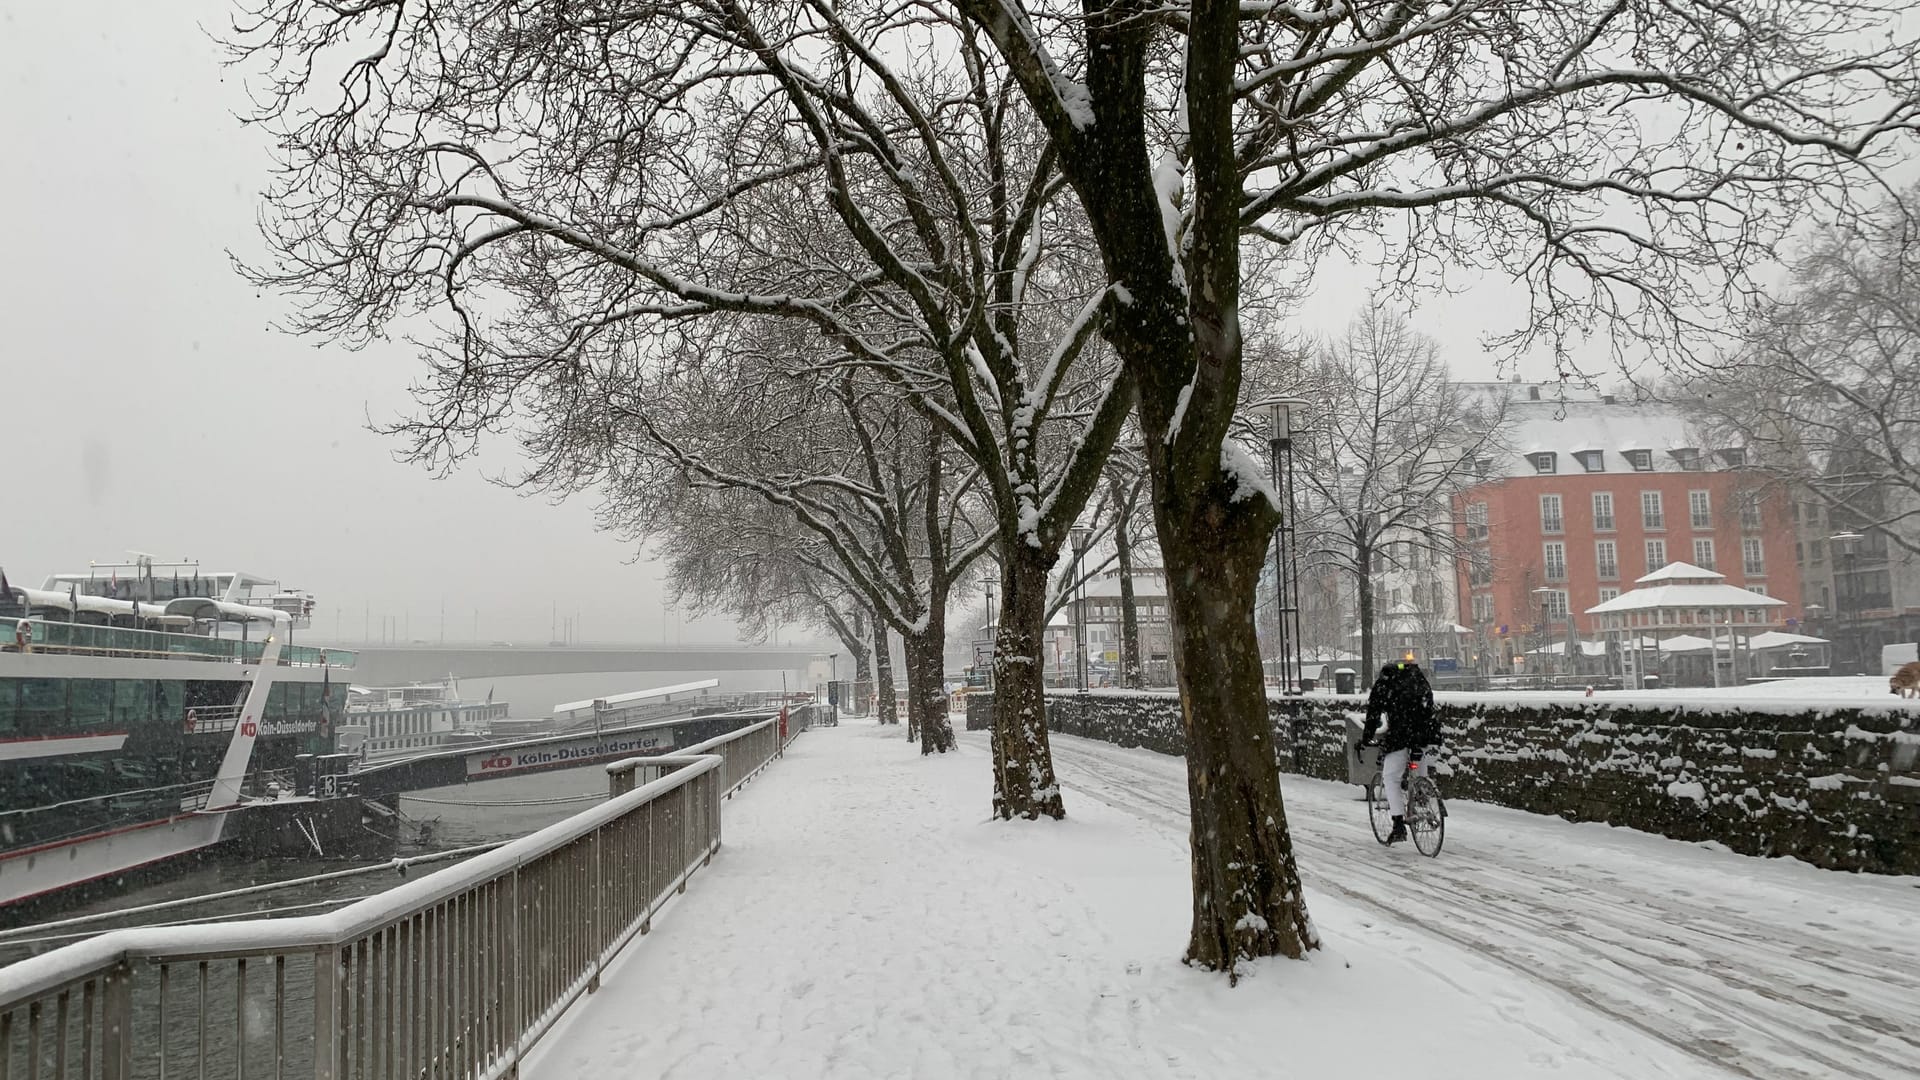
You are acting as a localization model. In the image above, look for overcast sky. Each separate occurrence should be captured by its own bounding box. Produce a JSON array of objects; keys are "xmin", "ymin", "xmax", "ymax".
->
[{"xmin": 0, "ymin": 1, "xmax": 1562, "ymax": 646}]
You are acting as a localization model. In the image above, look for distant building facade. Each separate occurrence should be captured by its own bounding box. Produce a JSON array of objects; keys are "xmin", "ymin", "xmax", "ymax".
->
[{"xmin": 1452, "ymin": 386, "xmax": 1805, "ymax": 674}]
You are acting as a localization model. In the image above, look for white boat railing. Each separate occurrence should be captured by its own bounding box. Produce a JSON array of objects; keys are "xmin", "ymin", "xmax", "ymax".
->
[{"xmin": 0, "ymin": 711, "xmax": 811, "ymax": 1080}]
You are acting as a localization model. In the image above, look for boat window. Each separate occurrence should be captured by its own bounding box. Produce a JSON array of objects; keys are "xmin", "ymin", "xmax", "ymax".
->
[
  {"xmin": 71, "ymin": 679, "xmax": 113, "ymax": 731},
  {"xmin": 19, "ymin": 678, "xmax": 67, "ymax": 735},
  {"xmin": 114, "ymin": 679, "xmax": 154, "ymax": 726},
  {"xmin": 0, "ymin": 679, "xmax": 18, "ymax": 737}
]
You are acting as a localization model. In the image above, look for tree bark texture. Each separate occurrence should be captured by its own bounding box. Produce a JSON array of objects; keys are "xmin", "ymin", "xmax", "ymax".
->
[
  {"xmin": 1156, "ymin": 469, "xmax": 1319, "ymax": 973},
  {"xmin": 909, "ymin": 628, "xmax": 956, "ymax": 756},
  {"xmin": 873, "ymin": 621, "xmax": 898, "ymax": 725},
  {"xmin": 990, "ymin": 550, "xmax": 1067, "ymax": 818},
  {"xmin": 901, "ymin": 632, "xmax": 923, "ymax": 741}
]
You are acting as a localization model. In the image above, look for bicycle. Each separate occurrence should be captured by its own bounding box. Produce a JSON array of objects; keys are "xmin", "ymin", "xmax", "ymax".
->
[{"xmin": 1363, "ymin": 745, "xmax": 1447, "ymax": 857}]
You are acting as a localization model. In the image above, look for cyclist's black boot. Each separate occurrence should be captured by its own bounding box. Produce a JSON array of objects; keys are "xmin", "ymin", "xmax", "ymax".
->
[{"xmin": 1387, "ymin": 816, "xmax": 1408, "ymax": 844}]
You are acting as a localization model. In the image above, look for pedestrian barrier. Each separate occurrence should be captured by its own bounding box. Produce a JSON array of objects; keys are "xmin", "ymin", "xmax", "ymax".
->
[{"xmin": 0, "ymin": 711, "xmax": 812, "ymax": 1080}]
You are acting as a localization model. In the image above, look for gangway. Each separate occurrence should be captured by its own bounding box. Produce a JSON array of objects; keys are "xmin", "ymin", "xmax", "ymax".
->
[{"xmin": 346, "ymin": 708, "xmax": 783, "ymax": 798}]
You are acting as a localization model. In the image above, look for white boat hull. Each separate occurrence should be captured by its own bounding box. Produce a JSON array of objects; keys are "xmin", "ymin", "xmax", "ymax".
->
[{"xmin": 0, "ymin": 811, "xmax": 230, "ymax": 907}]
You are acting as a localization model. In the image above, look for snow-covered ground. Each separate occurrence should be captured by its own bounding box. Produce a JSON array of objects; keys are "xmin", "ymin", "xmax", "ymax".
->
[{"xmin": 527, "ymin": 720, "xmax": 1919, "ymax": 1080}]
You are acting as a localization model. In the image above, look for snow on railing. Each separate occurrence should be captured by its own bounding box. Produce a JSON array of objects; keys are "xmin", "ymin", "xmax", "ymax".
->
[{"xmin": 0, "ymin": 706, "xmax": 813, "ymax": 1080}]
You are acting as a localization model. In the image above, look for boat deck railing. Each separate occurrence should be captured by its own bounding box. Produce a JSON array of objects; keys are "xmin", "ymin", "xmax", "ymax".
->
[{"xmin": 0, "ymin": 616, "xmax": 350, "ymax": 669}]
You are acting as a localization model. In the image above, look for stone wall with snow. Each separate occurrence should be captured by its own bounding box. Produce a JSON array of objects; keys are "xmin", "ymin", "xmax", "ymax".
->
[{"xmin": 966, "ymin": 690, "xmax": 1920, "ymax": 874}]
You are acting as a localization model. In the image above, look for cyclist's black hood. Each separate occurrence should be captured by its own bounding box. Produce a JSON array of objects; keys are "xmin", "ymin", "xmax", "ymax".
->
[{"xmin": 1362, "ymin": 661, "xmax": 1441, "ymax": 752}]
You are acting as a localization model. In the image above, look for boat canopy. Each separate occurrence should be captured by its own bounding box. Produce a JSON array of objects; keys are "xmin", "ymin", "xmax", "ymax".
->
[{"xmin": 163, "ymin": 597, "xmax": 291, "ymax": 626}]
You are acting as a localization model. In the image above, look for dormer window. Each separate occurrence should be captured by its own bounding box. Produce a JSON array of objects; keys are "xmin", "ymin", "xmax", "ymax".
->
[
  {"xmin": 1716, "ymin": 448, "xmax": 1747, "ymax": 468},
  {"xmin": 1529, "ymin": 452, "xmax": 1557, "ymax": 475},
  {"xmin": 1472, "ymin": 457, "xmax": 1492, "ymax": 479},
  {"xmin": 1624, "ymin": 449, "xmax": 1654, "ymax": 472},
  {"xmin": 1575, "ymin": 450, "xmax": 1605, "ymax": 473},
  {"xmin": 1671, "ymin": 448, "xmax": 1702, "ymax": 471}
]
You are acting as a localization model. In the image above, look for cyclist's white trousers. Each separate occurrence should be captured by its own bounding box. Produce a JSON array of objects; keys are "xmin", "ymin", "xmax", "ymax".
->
[{"xmin": 1381, "ymin": 748, "xmax": 1412, "ymax": 817}]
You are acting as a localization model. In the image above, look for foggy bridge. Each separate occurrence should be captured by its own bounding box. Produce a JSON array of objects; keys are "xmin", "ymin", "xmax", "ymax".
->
[{"xmin": 324, "ymin": 643, "xmax": 820, "ymax": 685}]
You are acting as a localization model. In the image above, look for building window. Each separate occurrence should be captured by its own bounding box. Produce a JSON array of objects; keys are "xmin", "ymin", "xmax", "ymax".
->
[
  {"xmin": 1645, "ymin": 539, "xmax": 1667, "ymax": 573},
  {"xmin": 1625, "ymin": 449, "xmax": 1654, "ymax": 472},
  {"xmin": 1641, "ymin": 491, "xmax": 1664, "ymax": 530},
  {"xmin": 1598, "ymin": 587, "xmax": 1621, "ymax": 604},
  {"xmin": 1472, "ymin": 457, "xmax": 1492, "ymax": 479},
  {"xmin": 1693, "ymin": 538, "xmax": 1716, "ymax": 570},
  {"xmin": 1717, "ymin": 448, "xmax": 1747, "ymax": 468},
  {"xmin": 1540, "ymin": 494, "xmax": 1564, "ymax": 534},
  {"xmin": 1811, "ymin": 538, "xmax": 1825, "ymax": 564},
  {"xmin": 1544, "ymin": 542, "xmax": 1568, "ymax": 581},
  {"xmin": 1575, "ymin": 450, "xmax": 1605, "ymax": 473},
  {"xmin": 1469, "ymin": 551, "xmax": 1493, "ymax": 587},
  {"xmin": 1543, "ymin": 590, "xmax": 1570, "ymax": 619},
  {"xmin": 1671, "ymin": 448, "xmax": 1703, "ymax": 471},
  {"xmin": 1596, "ymin": 540, "xmax": 1619, "ymax": 580},
  {"xmin": 1739, "ymin": 496, "xmax": 1761, "ymax": 531},
  {"xmin": 1689, "ymin": 490, "xmax": 1712, "ymax": 530},
  {"xmin": 1466, "ymin": 502, "xmax": 1489, "ymax": 542},
  {"xmin": 1747, "ymin": 585, "xmax": 1768, "ymax": 597},
  {"xmin": 1592, "ymin": 492, "xmax": 1615, "ymax": 531},
  {"xmin": 1743, "ymin": 537, "xmax": 1765, "ymax": 576},
  {"xmin": 1529, "ymin": 452, "xmax": 1557, "ymax": 475}
]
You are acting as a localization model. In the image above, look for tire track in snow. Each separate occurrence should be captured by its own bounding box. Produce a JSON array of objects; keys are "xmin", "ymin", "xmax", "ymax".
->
[{"xmin": 1032, "ymin": 734, "xmax": 1918, "ymax": 1080}]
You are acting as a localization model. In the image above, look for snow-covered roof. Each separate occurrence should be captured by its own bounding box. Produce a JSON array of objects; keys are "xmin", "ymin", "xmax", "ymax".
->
[
  {"xmin": 1636, "ymin": 561, "xmax": 1721, "ymax": 584},
  {"xmin": 1586, "ymin": 582, "xmax": 1785, "ymax": 615},
  {"xmin": 1658, "ymin": 634, "xmax": 1716, "ymax": 653},
  {"xmin": 1492, "ymin": 399, "xmax": 1725, "ymax": 478},
  {"xmin": 163, "ymin": 597, "xmax": 290, "ymax": 625},
  {"xmin": 554, "ymin": 679, "xmax": 719, "ymax": 717},
  {"xmin": 1525, "ymin": 639, "xmax": 1609, "ymax": 656},
  {"xmin": 1745, "ymin": 631, "xmax": 1829, "ymax": 650}
]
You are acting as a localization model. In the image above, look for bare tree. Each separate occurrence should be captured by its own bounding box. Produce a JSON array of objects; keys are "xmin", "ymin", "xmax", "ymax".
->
[
  {"xmin": 654, "ymin": 502, "xmax": 881, "ymax": 714},
  {"xmin": 1296, "ymin": 312, "xmax": 1508, "ymax": 679},
  {"xmin": 1685, "ymin": 189, "xmax": 1920, "ymax": 553},
  {"xmin": 233, "ymin": 0, "xmax": 1920, "ymax": 977}
]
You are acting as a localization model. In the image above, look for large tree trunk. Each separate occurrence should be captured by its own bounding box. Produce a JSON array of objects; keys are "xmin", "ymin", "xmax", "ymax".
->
[
  {"xmin": 990, "ymin": 549, "xmax": 1066, "ymax": 818},
  {"xmin": 901, "ymin": 631, "xmax": 923, "ymax": 741},
  {"xmin": 1156, "ymin": 468, "xmax": 1318, "ymax": 972},
  {"xmin": 873, "ymin": 620, "xmax": 898, "ymax": 725},
  {"xmin": 909, "ymin": 622, "xmax": 956, "ymax": 755},
  {"xmin": 1112, "ymin": 476, "xmax": 1144, "ymax": 689},
  {"xmin": 1356, "ymin": 540, "xmax": 1376, "ymax": 685},
  {"xmin": 850, "ymin": 609, "xmax": 873, "ymax": 715}
]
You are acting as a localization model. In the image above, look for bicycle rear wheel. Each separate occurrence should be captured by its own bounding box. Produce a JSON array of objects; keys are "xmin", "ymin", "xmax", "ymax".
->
[
  {"xmin": 1407, "ymin": 775, "xmax": 1446, "ymax": 857},
  {"xmin": 1366, "ymin": 769, "xmax": 1394, "ymax": 844}
]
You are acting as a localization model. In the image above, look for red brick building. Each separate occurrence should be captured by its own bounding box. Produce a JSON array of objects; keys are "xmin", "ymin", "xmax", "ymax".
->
[{"xmin": 1453, "ymin": 390, "xmax": 1804, "ymax": 671}]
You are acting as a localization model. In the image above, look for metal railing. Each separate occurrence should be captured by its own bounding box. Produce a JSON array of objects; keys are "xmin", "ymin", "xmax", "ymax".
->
[
  {"xmin": 0, "ymin": 617, "xmax": 350, "ymax": 669},
  {"xmin": 0, "ymin": 711, "xmax": 808, "ymax": 1080}
]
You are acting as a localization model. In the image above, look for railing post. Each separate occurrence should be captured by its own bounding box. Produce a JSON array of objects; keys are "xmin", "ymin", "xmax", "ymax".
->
[
  {"xmin": 589, "ymin": 825, "xmax": 604, "ymax": 993},
  {"xmin": 312, "ymin": 948, "xmax": 343, "ymax": 1080},
  {"xmin": 101, "ymin": 963, "xmax": 134, "ymax": 1080},
  {"xmin": 608, "ymin": 767, "xmax": 632, "ymax": 798}
]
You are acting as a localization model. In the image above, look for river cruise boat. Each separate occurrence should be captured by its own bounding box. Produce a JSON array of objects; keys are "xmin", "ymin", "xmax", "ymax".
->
[
  {"xmin": 0, "ymin": 557, "xmax": 351, "ymax": 910},
  {"xmin": 338, "ymin": 676, "xmax": 507, "ymax": 759}
]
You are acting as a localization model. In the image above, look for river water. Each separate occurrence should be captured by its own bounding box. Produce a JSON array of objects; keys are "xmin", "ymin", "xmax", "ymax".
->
[{"xmin": 0, "ymin": 667, "xmax": 800, "ymax": 964}]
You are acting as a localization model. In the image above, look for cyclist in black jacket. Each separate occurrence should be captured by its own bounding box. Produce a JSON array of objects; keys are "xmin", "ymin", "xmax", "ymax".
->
[{"xmin": 1359, "ymin": 661, "xmax": 1441, "ymax": 844}]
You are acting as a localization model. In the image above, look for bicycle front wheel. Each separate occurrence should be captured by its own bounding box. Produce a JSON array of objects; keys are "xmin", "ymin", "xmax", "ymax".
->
[
  {"xmin": 1366, "ymin": 769, "xmax": 1394, "ymax": 844},
  {"xmin": 1407, "ymin": 775, "xmax": 1445, "ymax": 857}
]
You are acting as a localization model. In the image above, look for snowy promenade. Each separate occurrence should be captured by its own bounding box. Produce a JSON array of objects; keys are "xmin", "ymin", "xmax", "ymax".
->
[{"xmin": 527, "ymin": 720, "xmax": 1919, "ymax": 1080}]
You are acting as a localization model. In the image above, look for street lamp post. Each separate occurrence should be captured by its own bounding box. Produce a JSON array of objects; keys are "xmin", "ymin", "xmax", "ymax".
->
[
  {"xmin": 983, "ymin": 575, "xmax": 998, "ymax": 692},
  {"xmin": 1071, "ymin": 526, "xmax": 1093, "ymax": 693},
  {"xmin": 1830, "ymin": 532, "xmax": 1864, "ymax": 673},
  {"xmin": 1531, "ymin": 586, "xmax": 1556, "ymax": 683},
  {"xmin": 1264, "ymin": 398, "xmax": 1308, "ymax": 695},
  {"xmin": 829, "ymin": 652, "xmax": 838, "ymax": 724}
]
